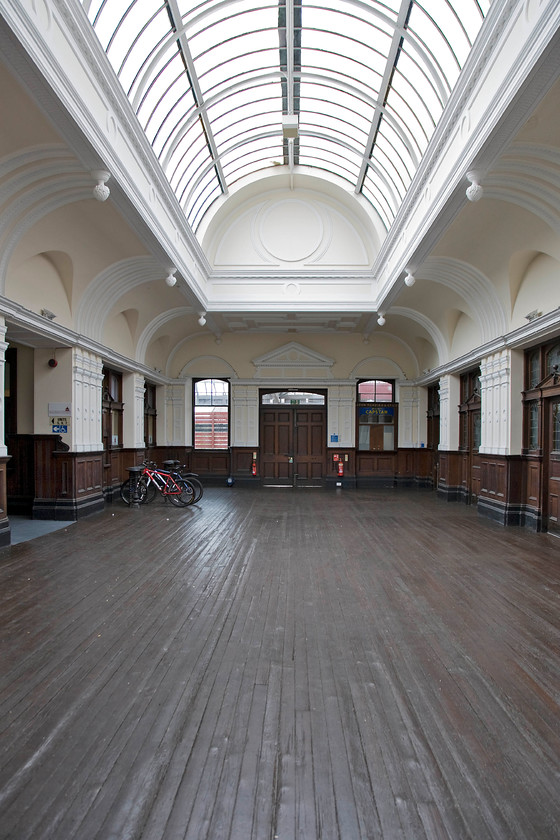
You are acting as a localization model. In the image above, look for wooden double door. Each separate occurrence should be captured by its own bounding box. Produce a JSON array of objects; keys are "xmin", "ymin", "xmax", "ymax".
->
[{"xmin": 260, "ymin": 406, "xmax": 326, "ymax": 486}]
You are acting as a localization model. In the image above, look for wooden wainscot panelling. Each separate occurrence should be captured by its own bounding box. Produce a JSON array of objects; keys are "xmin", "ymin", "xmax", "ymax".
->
[
  {"xmin": 471, "ymin": 453, "xmax": 481, "ymax": 500},
  {"xmin": 522, "ymin": 456, "xmax": 543, "ymax": 531},
  {"xmin": 525, "ymin": 458, "xmax": 542, "ymax": 506},
  {"xmin": 437, "ymin": 451, "xmax": 463, "ymax": 501},
  {"xmin": 231, "ymin": 447, "xmax": 260, "ymax": 485},
  {"xmin": 395, "ymin": 448, "xmax": 435, "ymax": 487},
  {"xmin": 103, "ymin": 450, "xmax": 124, "ymax": 500},
  {"xmin": 191, "ymin": 450, "xmax": 231, "ymax": 481},
  {"xmin": 477, "ymin": 455, "xmax": 523, "ymax": 526},
  {"xmin": 6, "ymin": 434, "xmax": 35, "ymax": 515},
  {"xmin": 356, "ymin": 451, "xmax": 395, "ymax": 488}
]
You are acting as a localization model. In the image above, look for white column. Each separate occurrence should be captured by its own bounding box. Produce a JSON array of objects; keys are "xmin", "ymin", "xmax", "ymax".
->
[
  {"xmin": 231, "ymin": 384, "xmax": 259, "ymax": 446},
  {"xmin": 122, "ymin": 373, "xmax": 145, "ymax": 449},
  {"xmin": 327, "ymin": 385, "xmax": 355, "ymax": 448},
  {"xmin": 479, "ymin": 348, "xmax": 523, "ymax": 456},
  {"xmin": 438, "ymin": 374, "xmax": 460, "ymax": 451},
  {"xmin": 72, "ymin": 348, "xmax": 103, "ymax": 452},
  {"xmin": 164, "ymin": 382, "xmax": 187, "ymax": 446},
  {"xmin": 397, "ymin": 383, "xmax": 427, "ymax": 448},
  {"xmin": 0, "ymin": 318, "xmax": 7, "ymax": 457}
]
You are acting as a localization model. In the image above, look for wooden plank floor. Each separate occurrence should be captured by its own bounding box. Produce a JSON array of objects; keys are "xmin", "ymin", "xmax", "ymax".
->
[{"xmin": 0, "ymin": 487, "xmax": 559, "ymax": 840}]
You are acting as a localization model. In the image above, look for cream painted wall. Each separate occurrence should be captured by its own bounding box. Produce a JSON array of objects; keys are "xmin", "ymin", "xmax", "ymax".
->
[
  {"xmin": 7, "ymin": 253, "xmax": 73, "ymax": 329},
  {"xmin": 103, "ymin": 312, "xmax": 136, "ymax": 359},
  {"xmin": 449, "ymin": 313, "xmax": 481, "ymax": 360},
  {"xmin": 167, "ymin": 333, "xmax": 419, "ymax": 382},
  {"xmin": 5, "ymin": 201, "xmax": 148, "ymax": 313},
  {"xmin": 511, "ymin": 252, "xmax": 560, "ymax": 329},
  {"xmin": 33, "ymin": 347, "xmax": 72, "ymax": 447}
]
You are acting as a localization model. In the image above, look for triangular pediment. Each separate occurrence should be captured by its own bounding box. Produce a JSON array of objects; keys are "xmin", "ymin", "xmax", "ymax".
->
[{"xmin": 252, "ymin": 341, "xmax": 334, "ymax": 379}]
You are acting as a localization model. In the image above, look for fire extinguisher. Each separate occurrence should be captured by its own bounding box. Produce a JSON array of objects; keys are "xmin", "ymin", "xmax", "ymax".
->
[
  {"xmin": 252, "ymin": 461, "xmax": 257, "ymax": 476},
  {"xmin": 338, "ymin": 460, "xmax": 344, "ymax": 476}
]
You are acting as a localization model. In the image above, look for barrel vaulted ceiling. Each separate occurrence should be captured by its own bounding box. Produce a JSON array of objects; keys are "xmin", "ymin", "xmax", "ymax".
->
[
  {"xmin": 2, "ymin": 0, "xmax": 560, "ymax": 378},
  {"xmin": 81, "ymin": 0, "xmax": 489, "ymax": 233}
]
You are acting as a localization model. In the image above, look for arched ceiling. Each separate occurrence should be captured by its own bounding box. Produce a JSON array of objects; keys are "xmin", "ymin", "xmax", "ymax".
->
[{"xmin": 81, "ymin": 0, "xmax": 489, "ymax": 235}]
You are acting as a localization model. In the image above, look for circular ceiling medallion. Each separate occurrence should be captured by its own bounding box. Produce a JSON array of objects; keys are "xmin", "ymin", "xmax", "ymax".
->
[{"xmin": 259, "ymin": 200, "xmax": 323, "ymax": 262}]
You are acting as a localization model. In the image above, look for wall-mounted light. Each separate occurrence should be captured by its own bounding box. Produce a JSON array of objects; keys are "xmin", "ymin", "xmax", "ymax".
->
[
  {"xmin": 165, "ymin": 269, "xmax": 177, "ymax": 287},
  {"xmin": 91, "ymin": 169, "xmax": 111, "ymax": 202},
  {"xmin": 377, "ymin": 313, "xmax": 386, "ymax": 326},
  {"xmin": 41, "ymin": 308, "xmax": 56, "ymax": 320},
  {"xmin": 404, "ymin": 272, "xmax": 415, "ymax": 287},
  {"xmin": 198, "ymin": 313, "xmax": 207, "ymax": 326},
  {"xmin": 466, "ymin": 171, "xmax": 483, "ymax": 202}
]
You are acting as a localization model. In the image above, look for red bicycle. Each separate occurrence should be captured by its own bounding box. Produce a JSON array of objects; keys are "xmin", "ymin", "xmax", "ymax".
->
[{"xmin": 120, "ymin": 461, "xmax": 195, "ymax": 506}]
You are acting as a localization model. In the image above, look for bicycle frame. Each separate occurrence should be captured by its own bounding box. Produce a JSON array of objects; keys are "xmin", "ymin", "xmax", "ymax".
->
[{"xmin": 141, "ymin": 465, "xmax": 184, "ymax": 497}]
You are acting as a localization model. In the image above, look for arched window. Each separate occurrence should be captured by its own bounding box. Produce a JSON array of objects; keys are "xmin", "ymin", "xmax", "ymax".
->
[{"xmin": 193, "ymin": 378, "xmax": 229, "ymax": 449}]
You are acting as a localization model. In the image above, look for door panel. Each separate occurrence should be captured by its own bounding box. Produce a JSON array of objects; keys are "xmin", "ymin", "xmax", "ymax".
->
[
  {"xmin": 261, "ymin": 409, "xmax": 293, "ymax": 484},
  {"xmin": 294, "ymin": 409, "xmax": 325, "ymax": 485}
]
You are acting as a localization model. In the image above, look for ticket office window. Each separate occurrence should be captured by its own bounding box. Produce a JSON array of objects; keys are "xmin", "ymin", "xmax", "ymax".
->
[{"xmin": 357, "ymin": 380, "xmax": 396, "ymax": 451}]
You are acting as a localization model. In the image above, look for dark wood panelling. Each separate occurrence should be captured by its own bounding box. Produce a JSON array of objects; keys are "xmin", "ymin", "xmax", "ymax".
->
[
  {"xmin": 191, "ymin": 450, "xmax": 230, "ymax": 476},
  {"xmin": 6, "ymin": 435, "xmax": 35, "ymax": 514},
  {"xmin": 438, "ymin": 451, "xmax": 463, "ymax": 500},
  {"xmin": 356, "ymin": 452, "xmax": 394, "ymax": 475}
]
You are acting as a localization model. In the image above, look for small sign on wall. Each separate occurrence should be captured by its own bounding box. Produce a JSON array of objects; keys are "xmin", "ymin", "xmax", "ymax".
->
[
  {"xmin": 51, "ymin": 417, "xmax": 69, "ymax": 434},
  {"xmin": 49, "ymin": 402, "xmax": 72, "ymax": 416}
]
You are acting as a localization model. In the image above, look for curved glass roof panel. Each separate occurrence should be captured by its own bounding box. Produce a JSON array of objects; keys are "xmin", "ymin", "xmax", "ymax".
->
[{"xmin": 82, "ymin": 0, "xmax": 491, "ymax": 234}]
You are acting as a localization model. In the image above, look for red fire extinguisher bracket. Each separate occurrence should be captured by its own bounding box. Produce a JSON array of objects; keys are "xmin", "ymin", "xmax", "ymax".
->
[{"xmin": 338, "ymin": 460, "xmax": 344, "ymax": 476}]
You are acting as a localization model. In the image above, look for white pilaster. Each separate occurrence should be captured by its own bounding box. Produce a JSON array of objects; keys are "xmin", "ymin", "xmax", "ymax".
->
[
  {"xmin": 327, "ymin": 385, "xmax": 355, "ymax": 448},
  {"xmin": 479, "ymin": 348, "xmax": 523, "ymax": 456},
  {"xmin": 438, "ymin": 374, "xmax": 460, "ymax": 451},
  {"xmin": 397, "ymin": 383, "xmax": 427, "ymax": 448},
  {"xmin": 165, "ymin": 382, "xmax": 187, "ymax": 446},
  {"xmin": 73, "ymin": 348, "xmax": 103, "ymax": 452},
  {"xmin": 123, "ymin": 372, "xmax": 145, "ymax": 449},
  {"xmin": 231, "ymin": 384, "xmax": 259, "ymax": 446}
]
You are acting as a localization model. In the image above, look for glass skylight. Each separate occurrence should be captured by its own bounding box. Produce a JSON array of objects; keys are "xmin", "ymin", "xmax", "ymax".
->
[{"xmin": 81, "ymin": 0, "xmax": 490, "ymax": 233}]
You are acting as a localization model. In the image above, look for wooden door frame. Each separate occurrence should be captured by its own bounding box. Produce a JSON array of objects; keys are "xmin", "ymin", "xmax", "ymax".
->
[{"xmin": 259, "ymin": 388, "xmax": 327, "ymax": 486}]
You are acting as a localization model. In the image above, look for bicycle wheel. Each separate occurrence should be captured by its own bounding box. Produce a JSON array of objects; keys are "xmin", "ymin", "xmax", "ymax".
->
[
  {"xmin": 184, "ymin": 475, "xmax": 203, "ymax": 503},
  {"xmin": 120, "ymin": 478, "xmax": 149, "ymax": 505},
  {"xmin": 140, "ymin": 477, "xmax": 157, "ymax": 504},
  {"xmin": 167, "ymin": 478, "xmax": 195, "ymax": 507}
]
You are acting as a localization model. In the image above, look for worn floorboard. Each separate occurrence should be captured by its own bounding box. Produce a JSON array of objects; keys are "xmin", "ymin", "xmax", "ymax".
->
[{"xmin": 0, "ymin": 488, "xmax": 559, "ymax": 839}]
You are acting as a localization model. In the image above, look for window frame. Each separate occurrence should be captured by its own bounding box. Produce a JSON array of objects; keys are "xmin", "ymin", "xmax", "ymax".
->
[
  {"xmin": 193, "ymin": 377, "xmax": 230, "ymax": 450},
  {"xmin": 144, "ymin": 382, "xmax": 157, "ymax": 448},
  {"xmin": 458, "ymin": 368, "xmax": 481, "ymax": 453},
  {"xmin": 102, "ymin": 368, "xmax": 123, "ymax": 453},
  {"xmin": 356, "ymin": 379, "xmax": 397, "ymax": 452}
]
